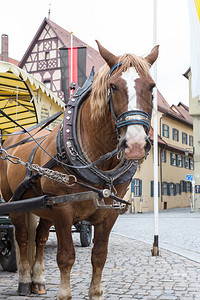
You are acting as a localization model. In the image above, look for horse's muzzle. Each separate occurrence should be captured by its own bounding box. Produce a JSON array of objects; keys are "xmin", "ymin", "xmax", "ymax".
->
[{"xmin": 119, "ymin": 136, "xmax": 152, "ymax": 160}]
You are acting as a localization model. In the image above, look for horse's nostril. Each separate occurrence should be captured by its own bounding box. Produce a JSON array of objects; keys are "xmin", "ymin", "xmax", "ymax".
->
[
  {"xmin": 120, "ymin": 139, "xmax": 128, "ymax": 150},
  {"xmin": 145, "ymin": 137, "xmax": 152, "ymax": 153}
]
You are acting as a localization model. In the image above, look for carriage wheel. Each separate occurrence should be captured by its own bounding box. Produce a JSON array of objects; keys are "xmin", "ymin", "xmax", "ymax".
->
[
  {"xmin": 80, "ymin": 221, "xmax": 92, "ymax": 247},
  {"xmin": 0, "ymin": 228, "xmax": 17, "ymax": 272}
]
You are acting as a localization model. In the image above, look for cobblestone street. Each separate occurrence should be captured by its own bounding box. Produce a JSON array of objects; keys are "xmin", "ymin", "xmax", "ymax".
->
[{"xmin": 1, "ymin": 208, "xmax": 200, "ymax": 299}]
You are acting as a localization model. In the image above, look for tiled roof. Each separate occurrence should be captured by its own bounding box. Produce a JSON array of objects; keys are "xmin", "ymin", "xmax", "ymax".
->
[
  {"xmin": 157, "ymin": 89, "xmax": 171, "ymax": 111},
  {"xmin": 157, "ymin": 90, "xmax": 193, "ymax": 126},
  {"xmin": 172, "ymin": 103, "xmax": 193, "ymax": 125},
  {"xmin": 19, "ymin": 18, "xmax": 105, "ymax": 75},
  {"xmin": 0, "ymin": 55, "xmax": 19, "ymax": 66}
]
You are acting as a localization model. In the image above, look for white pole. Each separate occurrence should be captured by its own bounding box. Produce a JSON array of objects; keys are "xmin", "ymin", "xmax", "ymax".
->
[
  {"xmin": 70, "ymin": 32, "xmax": 73, "ymax": 96},
  {"xmin": 152, "ymin": 0, "xmax": 159, "ymax": 256},
  {"xmin": 192, "ymin": 179, "xmax": 195, "ymax": 212}
]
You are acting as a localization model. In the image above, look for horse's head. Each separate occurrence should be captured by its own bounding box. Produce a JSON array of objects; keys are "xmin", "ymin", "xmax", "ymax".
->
[{"xmin": 95, "ymin": 41, "xmax": 159, "ymax": 161}]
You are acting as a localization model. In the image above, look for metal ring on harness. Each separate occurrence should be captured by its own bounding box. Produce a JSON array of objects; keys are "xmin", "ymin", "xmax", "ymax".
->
[{"xmin": 67, "ymin": 175, "xmax": 77, "ymax": 187}]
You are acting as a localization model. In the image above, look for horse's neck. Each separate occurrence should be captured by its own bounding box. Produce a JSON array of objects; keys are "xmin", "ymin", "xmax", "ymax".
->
[{"xmin": 80, "ymin": 97, "xmax": 118, "ymax": 170}]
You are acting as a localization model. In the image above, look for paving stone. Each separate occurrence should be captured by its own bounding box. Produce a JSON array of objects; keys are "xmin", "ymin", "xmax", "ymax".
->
[{"xmin": 1, "ymin": 208, "xmax": 200, "ymax": 299}]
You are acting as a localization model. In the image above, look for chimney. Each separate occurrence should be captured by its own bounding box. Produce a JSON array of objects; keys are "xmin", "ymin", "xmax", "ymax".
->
[{"xmin": 1, "ymin": 34, "xmax": 8, "ymax": 62}]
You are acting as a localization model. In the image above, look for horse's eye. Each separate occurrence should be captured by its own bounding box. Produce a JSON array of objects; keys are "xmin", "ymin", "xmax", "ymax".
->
[
  {"xmin": 150, "ymin": 82, "xmax": 155, "ymax": 92},
  {"xmin": 110, "ymin": 84, "xmax": 117, "ymax": 91}
]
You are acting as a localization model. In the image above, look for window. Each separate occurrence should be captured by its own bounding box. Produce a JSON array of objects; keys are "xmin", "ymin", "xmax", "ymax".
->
[
  {"xmin": 189, "ymin": 135, "xmax": 193, "ymax": 147},
  {"xmin": 184, "ymin": 181, "xmax": 188, "ymax": 192},
  {"xmin": 45, "ymin": 51, "xmax": 50, "ymax": 60},
  {"xmin": 162, "ymin": 124, "xmax": 169, "ymax": 138},
  {"xmin": 176, "ymin": 183, "xmax": 181, "ymax": 195},
  {"xmin": 131, "ymin": 179, "xmax": 142, "ymax": 197},
  {"xmin": 170, "ymin": 153, "xmax": 177, "ymax": 166},
  {"xmin": 184, "ymin": 157, "xmax": 190, "ymax": 169},
  {"xmin": 44, "ymin": 80, "xmax": 51, "ymax": 89},
  {"xmin": 161, "ymin": 150, "xmax": 166, "ymax": 163},
  {"xmin": 177, "ymin": 155, "xmax": 183, "ymax": 167},
  {"xmin": 189, "ymin": 158, "xmax": 194, "ymax": 170},
  {"xmin": 180, "ymin": 180, "xmax": 185, "ymax": 192},
  {"xmin": 182, "ymin": 132, "xmax": 188, "ymax": 144},
  {"xmin": 172, "ymin": 128, "xmax": 179, "ymax": 141},
  {"xmin": 187, "ymin": 182, "xmax": 192, "ymax": 193},
  {"xmin": 162, "ymin": 182, "xmax": 168, "ymax": 195},
  {"xmin": 168, "ymin": 183, "xmax": 176, "ymax": 196}
]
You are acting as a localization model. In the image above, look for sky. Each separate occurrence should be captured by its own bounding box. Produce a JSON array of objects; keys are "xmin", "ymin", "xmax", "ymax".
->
[{"xmin": 0, "ymin": 0, "xmax": 190, "ymax": 106}]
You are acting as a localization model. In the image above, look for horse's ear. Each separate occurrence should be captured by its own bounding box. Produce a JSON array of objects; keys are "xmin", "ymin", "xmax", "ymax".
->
[
  {"xmin": 145, "ymin": 45, "xmax": 159, "ymax": 66},
  {"xmin": 96, "ymin": 40, "xmax": 117, "ymax": 69}
]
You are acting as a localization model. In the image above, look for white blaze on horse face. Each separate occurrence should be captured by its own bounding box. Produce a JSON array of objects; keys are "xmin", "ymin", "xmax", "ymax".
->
[{"xmin": 121, "ymin": 67, "xmax": 147, "ymax": 159}]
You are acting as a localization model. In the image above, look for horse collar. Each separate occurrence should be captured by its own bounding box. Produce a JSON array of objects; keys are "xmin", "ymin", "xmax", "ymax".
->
[{"xmin": 56, "ymin": 68, "xmax": 137, "ymax": 186}]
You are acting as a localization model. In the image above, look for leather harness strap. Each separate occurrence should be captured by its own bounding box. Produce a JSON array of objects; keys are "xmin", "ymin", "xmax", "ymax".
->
[
  {"xmin": 4, "ymin": 110, "xmax": 63, "ymax": 151},
  {"xmin": 56, "ymin": 68, "xmax": 137, "ymax": 186},
  {"xmin": 9, "ymin": 63, "xmax": 152, "ymax": 200}
]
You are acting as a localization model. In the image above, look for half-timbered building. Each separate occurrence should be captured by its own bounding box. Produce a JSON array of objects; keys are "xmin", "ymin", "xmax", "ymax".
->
[{"xmin": 18, "ymin": 17, "xmax": 104, "ymax": 103}]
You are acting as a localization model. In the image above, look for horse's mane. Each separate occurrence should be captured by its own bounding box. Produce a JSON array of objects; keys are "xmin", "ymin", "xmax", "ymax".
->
[{"xmin": 90, "ymin": 53, "xmax": 150, "ymax": 120}]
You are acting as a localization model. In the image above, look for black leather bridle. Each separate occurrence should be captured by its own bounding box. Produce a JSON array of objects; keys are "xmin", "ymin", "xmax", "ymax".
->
[{"xmin": 108, "ymin": 62, "xmax": 152, "ymax": 135}]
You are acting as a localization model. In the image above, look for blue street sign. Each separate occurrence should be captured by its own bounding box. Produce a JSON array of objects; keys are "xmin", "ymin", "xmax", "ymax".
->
[{"xmin": 186, "ymin": 175, "xmax": 194, "ymax": 181}]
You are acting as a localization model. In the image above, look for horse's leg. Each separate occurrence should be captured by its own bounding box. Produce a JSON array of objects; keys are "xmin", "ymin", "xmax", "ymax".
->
[
  {"xmin": 10, "ymin": 212, "xmax": 32, "ymax": 295},
  {"xmin": 52, "ymin": 205, "xmax": 75, "ymax": 300},
  {"xmin": 31, "ymin": 218, "xmax": 53, "ymax": 295},
  {"xmin": 89, "ymin": 212, "xmax": 118, "ymax": 300}
]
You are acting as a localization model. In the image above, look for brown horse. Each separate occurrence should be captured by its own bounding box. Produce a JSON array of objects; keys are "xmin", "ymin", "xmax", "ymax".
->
[{"xmin": 0, "ymin": 41, "xmax": 158, "ymax": 300}]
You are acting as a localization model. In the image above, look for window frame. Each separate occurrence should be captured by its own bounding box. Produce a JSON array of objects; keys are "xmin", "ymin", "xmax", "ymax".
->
[
  {"xmin": 177, "ymin": 154, "xmax": 183, "ymax": 168},
  {"xmin": 131, "ymin": 179, "xmax": 142, "ymax": 197},
  {"xmin": 176, "ymin": 183, "xmax": 181, "ymax": 195},
  {"xmin": 162, "ymin": 182, "xmax": 168, "ymax": 196},
  {"xmin": 189, "ymin": 135, "xmax": 193, "ymax": 147},
  {"xmin": 172, "ymin": 128, "xmax": 179, "ymax": 141},
  {"xmin": 162, "ymin": 124, "xmax": 169, "ymax": 138},
  {"xmin": 169, "ymin": 183, "xmax": 175, "ymax": 196},
  {"xmin": 189, "ymin": 158, "xmax": 194, "ymax": 170},
  {"xmin": 184, "ymin": 157, "xmax": 190, "ymax": 169},
  {"xmin": 182, "ymin": 132, "xmax": 188, "ymax": 144},
  {"xmin": 170, "ymin": 153, "xmax": 177, "ymax": 166},
  {"xmin": 161, "ymin": 150, "xmax": 166, "ymax": 163}
]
